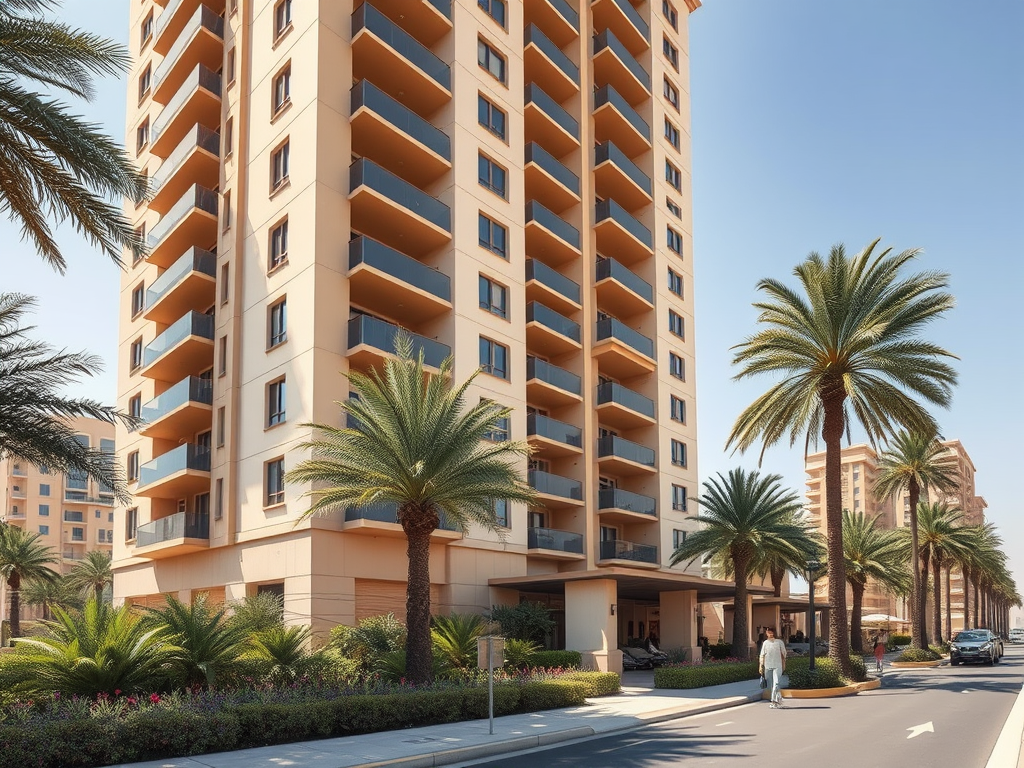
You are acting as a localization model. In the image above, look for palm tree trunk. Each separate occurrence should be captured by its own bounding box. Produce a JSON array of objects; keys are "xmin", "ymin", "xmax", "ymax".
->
[
  {"xmin": 821, "ymin": 389, "xmax": 852, "ymax": 676},
  {"xmin": 8, "ymin": 574, "xmax": 21, "ymax": 639},
  {"xmin": 771, "ymin": 566, "xmax": 784, "ymax": 598},
  {"xmin": 95, "ymin": 583, "xmax": 103, "ymax": 604},
  {"xmin": 932, "ymin": 558, "xmax": 942, "ymax": 643},
  {"xmin": 944, "ymin": 566, "xmax": 952, "ymax": 641},
  {"xmin": 850, "ymin": 582, "xmax": 865, "ymax": 654},
  {"xmin": 404, "ymin": 527, "xmax": 434, "ymax": 684},
  {"xmin": 973, "ymin": 578, "xmax": 980, "ymax": 628},
  {"xmin": 732, "ymin": 554, "xmax": 751, "ymax": 660},
  {"xmin": 907, "ymin": 484, "xmax": 927, "ymax": 649}
]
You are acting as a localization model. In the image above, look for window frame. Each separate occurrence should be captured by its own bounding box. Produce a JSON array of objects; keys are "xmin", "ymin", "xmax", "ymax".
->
[
  {"xmin": 670, "ymin": 395, "xmax": 686, "ymax": 423},
  {"xmin": 267, "ymin": 377, "xmax": 287, "ymax": 428},
  {"xmin": 663, "ymin": 77, "xmax": 680, "ymax": 111},
  {"xmin": 265, "ymin": 457, "xmax": 286, "ymax": 507},
  {"xmin": 479, "ymin": 336, "xmax": 509, "ymax": 380},
  {"xmin": 478, "ymin": 213, "xmax": 508, "ymax": 259},
  {"xmin": 665, "ymin": 160, "xmax": 682, "ymax": 191},
  {"xmin": 664, "ymin": 118, "xmax": 680, "ymax": 150},
  {"xmin": 478, "ymin": 153, "xmax": 508, "ymax": 199},
  {"xmin": 477, "ymin": 94, "xmax": 507, "ymax": 141},
  {"xmin": 663, "ymin": 0, "xmax": 679, "ymax": 30},
  {"xmin": 272, "ymin": 62, "xmax": 292, "ymax": 116},
  {"xmin": 268, "ymin": 297, "xmax": 288, "ymax": 349},
  {"xmin": 662, "ymin": 36, "xmax": 679, "ymax": 71},
  {"xmin": 478, "ymin": 274, "xmax": 509, "ymax": 319},
  {"xmin": 669, "ymin": 309, "xmax": 684, "ymax": 339},
  {"xmin": 269, "ymin": 217, "xmax": 289, "ymax": 271},
  {"xmin": 129, "ymin": 393, "xmax": 142, "ymax": 419},
  {"xmin": 273, "ymin": 0, "xmax": 293, "ymax": 41},
  {"xmin": 667, "ymin": 226, "xmax": 683, "ymax": 256},
  {"xmin": 131, "ymin": 283, "xmax": 146, "ymax": 318},
  {"xmin": 669, "ymin": 352, "xmax": 685, "ymax": 381},
  {"xmin": 271, "ymin": 139, "xmax": 290, "ymax": 193},
  {"xmin": 138, "ymin": 64, "xmax": 152, "ymax": 102},
  {"xmin": 129, "ymin": 337, "xmax": 143, "ymax": 372},
  {"xmin": 477, "ymin": 38, "xmax": 507, "ymax": 84},
  {"xmin": 136, "ymin": 118, "xmax": 150, "ymax": 154},
  {"xmin": 478, "ymin": 0, "xmax": 507, "ymax": 28},
  {"xmin": 668, "ymin": 268, "xmax": 683, "ymax": 297},
  {"xmin": 671, "ymin": 439, "xmax": 687, "ymax": 467},
  {"xmin": 127, "ymin": 451, "xmax": 140, "ymax": 483}
]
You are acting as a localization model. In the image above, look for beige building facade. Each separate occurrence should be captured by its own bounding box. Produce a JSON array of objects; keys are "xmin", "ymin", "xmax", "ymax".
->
[{"xmin": 114, "ymin": 0, "xmax": 725, "ymax": 670}]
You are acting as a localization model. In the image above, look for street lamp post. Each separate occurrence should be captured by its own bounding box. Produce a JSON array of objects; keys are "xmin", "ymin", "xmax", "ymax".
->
[{"xmin": 807, "ymin": 559, "xmax": 820, "ymax": 671}]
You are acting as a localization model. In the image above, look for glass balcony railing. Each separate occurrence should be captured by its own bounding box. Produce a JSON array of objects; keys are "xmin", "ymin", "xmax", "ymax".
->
[
  {"xmin": 526, "ymin": 200, "xmax": 580, "ymax": 250},
  {"xmin": 350, "ymin": 236, "xmax": 451, "ymax": 302},
  {"xmin": 350, "ymin": 158, "xmax": 451, "ymax": 232},
  {"xmin": 596, "ymin": 381, "xmax": 655, "ymax": 418},
  {"xmin": 344, "ymin": 501, "xmax": 459, "ymax": 531},
  {"xmin": 141, "ymin": 376, "xmax": 213, "ymax": 426},
  {"xmin": 596, "ymin": 198, "xmax": 652, "ymax": 248},
  {"xmin": 599, "ymin": 488, "xmax": 656, "ymax": 517},
  {"xmin": 138, "ymin": 444, "xmax": 211, "ymax": 489},
  {"xmin": 594, "ymin": 85, "xmax": 650, "ymax": 141},
  {"xmin": 596, "ymin": 257, "xmax": 653, "ymax": 303},
  {"xmin": 528, "ymin": 526, "xmax": 584, "ymax": 554},
  {"xmin": 153, "ymin": 5, "xmax": 224, "ymax": 90},
  {"xmin": 596, "ymin": 317, "xmax": 654, "ymax": 358},
  {"xmin": 600, "ymin": 539, "xmax": 658, "ymax": 564},
  {"xmin": 151, "ymin": 65, "xmax": 222, "ymax": 146},
  {"xmin": 146, "ymin": 247, "xmax": 216, "ymax": 310},
  {"xmin": 347, "ymin": 314, "xmax": 450, "ymax": 369},
  {"xmin": 351, "ymin": 80, "xmax": 451, "ymax": 161},
  {"xmin": 603, "ymin": 0, "xmax": 650, "ymax": 39},
  {"xmin": 426, "ymin": 0, "xmax": 452, "ymax": 19},
  {"xmin": 527, "ymin": 302, "xmax": 581, "ymax": 343},
  {"xmin": 525, "ymin": 83, "xmax": 579, "ymax": 140},
  {"xmin": 527, "ymin": 356, "xmax": 582, "ymax": 397},
  {"xmin": 150, "ymin": 126, "xmax": 220, "ymax": 196},
  {"xmin": 529, "ymin": 469, "xmax": 583, "ymax": 501},
  {"xmin": 526, "ymin": 258, "xmax": 580, "ymax": 305},
  {"xmin": 64, "ymin": 491, "xmax": 114, "ymax": 505},
  {"xmin": 594, "ymin": 29, "xmax": 650, "ymax": 90},
  {"xmin": 352, "ymin": 3, "xmax": 451, "ymax": 91},
  {"xmin": 597, "ymin": 434, "xmax": 655, "ymax": 467},
  {"xmin": 148, "ymin": 184, "xmax": 219, "ymax": 249},
  {"xmin": 525, "ymin": 24, "xmax": 579, "ymax": 84},
  {"xmin": 136, "ymin": 511, "xmax": 210, "ymax": 547},
  {"xmin": 548, "ymin": 0, "xmax": 580, "ymax": 30},
  {"xmin": 595, "ymin": 142, "xmax": 652, "ymax": 195},
  {"xmin": 143, "ymin": 311, "xmax": 215, "ymax": 368},
  {"xmin": 63, "ymin": 510, "xmax": 85, "ymax": 523},
  {"xmin": 154, "ymin": 0, "xmax": 187, "ymax": 40},
  {"xmin": 525, "ymin": 142, "xmax": 580, "ymax": 196},
  {"xmin": 528, "ymin": 413, "xmax": 583, "ymax": 449}
]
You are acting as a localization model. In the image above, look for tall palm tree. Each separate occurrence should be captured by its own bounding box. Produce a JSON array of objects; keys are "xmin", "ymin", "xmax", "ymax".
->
[
  {"xmin": 914, "ymin": 502, "xmax": 969, "ymax": 643},
  {"xmin": 21, "ymin": 572, "xmax": 83, "ymax": 620},
  {"xmin": 0, "ymin": 294, "xmax": 139, "ymax": 502},
  {"xmin": 670, "ymin": 469, "xmax": 810, "ymax": 659},
  {"xmin": 0, "ymin": 523, "xmax": 58, "ymax": 637},
  {"xmin": 286, "ymin": 337, "xmax": 536, "ymax": 684},
  {"xmin": 875, "ymin": 432, "xmax": 960, "ymax": 648},
  {"xmin": 0, "ymin": 0, "xmax": 147, "ymax": 272},
  {"xmin": 66, "ymin": 549, "xmax": 113, "ymax": 602},
  {"xmin": 841, "ymin": 510, "xmax": 910, "ymax": 653}
]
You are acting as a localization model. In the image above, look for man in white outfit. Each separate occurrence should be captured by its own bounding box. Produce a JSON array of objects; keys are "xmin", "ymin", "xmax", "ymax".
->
[{"xmin": 758, "ymin": 626, "xmax": 787, "ymax": 708}]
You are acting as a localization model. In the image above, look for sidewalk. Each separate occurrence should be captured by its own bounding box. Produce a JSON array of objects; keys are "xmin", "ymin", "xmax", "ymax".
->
[{"xmin": 111, "ymin": 675, "xmax": 765, "ymax": 768}]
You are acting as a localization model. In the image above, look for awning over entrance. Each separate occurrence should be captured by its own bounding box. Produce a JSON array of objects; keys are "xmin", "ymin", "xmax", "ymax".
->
[{"xmin": 721, "ymin": 595, "xmax": 834, "ymax": 614}]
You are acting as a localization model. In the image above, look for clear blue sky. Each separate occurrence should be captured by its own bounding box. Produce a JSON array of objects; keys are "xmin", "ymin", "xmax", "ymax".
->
[{"xmin": 5, "ymin": 1, "xmax": 1022, "ymax": 620}]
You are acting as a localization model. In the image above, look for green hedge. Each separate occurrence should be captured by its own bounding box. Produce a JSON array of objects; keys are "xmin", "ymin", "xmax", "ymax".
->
[
  {"xmin": 785, "ymin": 654, "xmax": 868, "ymax": 689},
  {"xmin": 530, "ymin": 650, "xmax": 583, "ymax": 668},
  {"xmin": 895, "ymin": 648, "xmax": 941, "ymax": 662},
  {"xmin": 654, "ymin": 661, "xmax": 759, "ymax": 689},
  {"xmin": 560, "ymin": 671, "xmax": 621, "ymax": 697},
  {"xmin": 705, "ymin": 642, "xmax": 734, "ymax": 660}
]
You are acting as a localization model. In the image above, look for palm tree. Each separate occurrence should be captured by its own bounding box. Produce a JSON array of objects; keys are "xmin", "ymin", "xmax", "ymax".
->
[
  {"xmin": 0, "ymin": 0, "xmax": 147, "ymax": 272},
  {"xmin": 66, "ymin": 549, "xmax": 113, "ymax": 602},
  {"xmin": 286, "ymin": 337, "xmax": 536, "ymax": 684},
  {"xmin": 0, "ymin": 294, "xmax": 139, "ymax": 502},
  {"xmin": 670, "ymin": 469, "xmax": 810, "ymax": 659},
  {"xmin": 726, "ymin": 241, "xmax": 957, "ymax": 675},
  {"xmin": 875, "ymin": 432, "xmax": 960, "ymax": 648},
  {"xmin": 914, "ymin": 502, "xmax": 969, "ymax": 643},
  {"xmin": 21, "ymin": 573, "xmax": 83, "ymax": 620},
  {"xmin": 753, "ymin": 512, "xmax": 822, "ymax": 598},
  {"xmin": 841, "ymin": 510, "xmax": 910, "ymax": 653},
  {"xmin": 0, "ymin": 523, "xmax": 58, "ymax": 637}
]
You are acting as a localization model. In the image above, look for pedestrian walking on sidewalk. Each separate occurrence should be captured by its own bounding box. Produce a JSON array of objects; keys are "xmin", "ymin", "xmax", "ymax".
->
[
  {"xmin": 873, "ymin": 636, "xmax": 885, "ymax": 672},
  {"xmin": 759, "ymin": 627, "xmax": 787, "ymax": 709}
]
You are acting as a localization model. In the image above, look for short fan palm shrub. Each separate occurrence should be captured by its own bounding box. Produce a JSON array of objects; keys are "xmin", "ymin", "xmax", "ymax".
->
[
  {"xmin": 225, "ymin": 591, "xmax": 285, "ymax": 635},
  {"xmin": 502, "ymin": 638, "xmax": 541, "ymax": 668},
  {"xmin": 431, "ymin": 613, "xmax": 485, "ymax": 671},
  {"xmin": 243, "ymin": 625, "xmax": 319, "ymax": 685},
  {"xmin": 328, "ymin": 613, "xmax": 406, "ymax": 674}
]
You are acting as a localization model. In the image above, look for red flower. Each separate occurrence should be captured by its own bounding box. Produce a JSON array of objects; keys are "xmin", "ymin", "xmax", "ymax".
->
[
  {"xmin": 114, "ymin": 689, "xmax": 122, "ymax": 696},
  {"xmin": 127, "ymin": 697, "xmax": 138, "ymax": 705},
  {"xmin": 150, "ymin": 693, "xmax": 161, "ymax": 704}
]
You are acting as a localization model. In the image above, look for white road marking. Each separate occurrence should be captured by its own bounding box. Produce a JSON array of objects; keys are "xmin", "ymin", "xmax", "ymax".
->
[
  {"xmin": 906, "ymin": 722, "xmax": 934, "ymax": 739},
  {"xmin": 715, "ymin": 721, "xmax": 734, "ymax": 727}
]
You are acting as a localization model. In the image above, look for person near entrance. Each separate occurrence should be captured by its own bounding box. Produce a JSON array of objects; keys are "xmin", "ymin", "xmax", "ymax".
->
[{"xmin": 758, "ymin": 626, "xmax": 787, "ymax": 708}]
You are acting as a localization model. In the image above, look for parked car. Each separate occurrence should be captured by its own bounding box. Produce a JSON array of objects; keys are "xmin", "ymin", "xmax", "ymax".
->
[
  {"xmin": 620, "ymin": 646, "xmax": 662, "ymax": 669},
  {"xmin": 1009, "ymin": 628, "xmax": 1024, "ymax": 644},
  {"xmin": 975, "ymin": 629, "xmax": 1004, "ymax": 658},
  {"xmin": 950, "ymin": 630, "xmax": 999, "ymax": 666},
  {"xmin": 620, "ymin": 649, "xmax": 650, "ymax": 671}
]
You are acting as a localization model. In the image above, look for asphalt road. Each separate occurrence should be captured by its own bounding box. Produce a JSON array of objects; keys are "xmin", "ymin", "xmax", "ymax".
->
[{"xmin": 469, "ymin": 645, "xmax": 1024, "ymax": 768}]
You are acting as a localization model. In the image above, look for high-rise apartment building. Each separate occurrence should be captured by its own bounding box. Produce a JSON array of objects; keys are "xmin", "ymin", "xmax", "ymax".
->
[{"xmin": 115, "ymin": 0, "xmax": 721, "ymax": 671}]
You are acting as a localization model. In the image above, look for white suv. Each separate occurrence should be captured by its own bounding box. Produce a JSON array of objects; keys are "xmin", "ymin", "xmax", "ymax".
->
[{"xmin": 1010, "ymin": 628, "xmax": 1024, "ymax": 644}]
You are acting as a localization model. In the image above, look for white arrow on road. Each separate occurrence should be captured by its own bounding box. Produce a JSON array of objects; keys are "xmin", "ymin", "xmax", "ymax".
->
[{"xmin": 906, "ymin": 722, "xmax": 934, "ymax": 739}]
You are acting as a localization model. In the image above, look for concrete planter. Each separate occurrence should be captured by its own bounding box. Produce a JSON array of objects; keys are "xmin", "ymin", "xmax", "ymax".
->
[
  {"xmin": 762, "ymin": 677, "xmax": 881, "ymax": 699},
  {"xmin": 890, "ymin": 659, "xmax": 943, "ymax": 668}
]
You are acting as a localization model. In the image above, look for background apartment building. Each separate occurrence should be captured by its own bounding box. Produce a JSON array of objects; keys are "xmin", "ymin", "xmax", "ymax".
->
[{"xmin": 114, "ymin": 0, "xmax": 728, "ymax": 670}]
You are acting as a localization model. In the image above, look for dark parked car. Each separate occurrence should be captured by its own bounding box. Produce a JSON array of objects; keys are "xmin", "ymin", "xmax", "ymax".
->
[
  {"xmin": 950, "ymin": 630, "xmax": 999, "ymax": 666},
  {"xmin": 975, "ymin": 629, "xmax": 1004, "ymax": 658},
  {"xmin": 620, "ymin": 646, "xmax": 666, "ymax": 669}
]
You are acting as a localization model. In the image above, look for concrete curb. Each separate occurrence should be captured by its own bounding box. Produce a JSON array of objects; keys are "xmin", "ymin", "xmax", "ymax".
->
[
  {"xmin": 761, "ymin": 677, "xmax": 882, "ymax": 699},
  {"xmin": 985, "ymin": 681, "xmax": 1024, "ymax": 768}
]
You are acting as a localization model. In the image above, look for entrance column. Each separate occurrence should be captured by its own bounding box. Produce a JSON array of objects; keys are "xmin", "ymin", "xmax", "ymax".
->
[
  {"xmin": 660, "ymin": 590, "xmax": 699, "ymax": 662},
  {"xmin": 565, "ymin": 579, "xmax": 622, "ymax": 674}
]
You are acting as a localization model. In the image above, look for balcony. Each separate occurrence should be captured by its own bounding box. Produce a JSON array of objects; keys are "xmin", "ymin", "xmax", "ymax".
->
[
  {"xmin": 529, "ymin": 469, "xmax": 584, "ymax": 509},
  {"xmin": 524, "ymin": 0, "xmax": 579, "ymax": 47},
  {"xmin": 526, "ymin": 258, "xmax": 580, "ymax": 315},
  {"xmin": 352, "ymin": 3, "xmax": 451, "ymax": 117},
  {"xmin": 524, "ymin": 24, "xmax": 579, "ymax": 103},
  {"xmin": 150, "ymin": 64, "xmax": 221, "ymax": 158},
  {"xmin": 342, "ymin": 502, "xmax": 461, "ymax": 540},
  {"xmin": 526, "ymin": 302, "xmax": 581, "ymax": 356},
  {"xmin": 525, "ymin": 200, "xmax": 581, "ymax": 265},
  {"xmin": 141, "ymin": 311, "xmax": 215, "ymax": 382},
  {"xmin": 598, "ymin": 539, "xmax": 659, "ymax": 568},
  {"xmin": 527, "ymin": 414, "xmax": 583, "ymax": 458},
  {"xmin": 595, "ymin": 257, "xmax": 653, "ymax": 317},
  {"xmin": 527, "ymin": 526, "xmax": 585, "ymax": 560},
  {"xmin": 135, "ymin": 444, "xmax": 211, "ymax": 499},
  {"xmin": 598, "ymin": 488, "xmax": 657, "ymax": 522},
  {"xmin": 147, "ymin": 184, "xmax": 218, "ymax": 268},
  {"xmin": 595, "ymin": 142, "xmax": 652, "ymax": 210},
  {"xmin": 349, "ymin": 158, "xmax": 451, "ymax": 257},
  {"xmin": 10, "ymin": 488, "xmax": 26, "ymax": 499},
  {"xmin": 133, "ymin": 511, "xmax": 210, "ymax": 559},
  {"xmin": 525, "ymin": 142, "xmax": 580, "ymax": 214},
  {"xmin": 363, "ymin": 0, "xmax": 453, "ymax": 47},
  {"xmin": 153, "ymin": 0, "xmax": 224, "ymax": 55},
  {"xmin": 64, "ymin": 491, "xmax": 114, "ymax": 506},
  {"xmin": 592, "ymin": 0, "xmax": 650, "ymax": 56},
  {"xmin": 526, "ymin": 356, "xmax": 582, "ymax": 408},
  {"xmin": 595, "ymin": 199, "xmax": 652, "ymax": 265},
  {"xmin": 595, "ymin": 381, "xmax": 656, "ymax": 430},
  {"xmin": 597, "ymin": 435, "xmax": 656, "ymax": 475},
  {"xmin": 348, "ymin": 236, "xmax": 451, "ymax": 324},
  {"xmin": 594, "ymin": 317, "xmax": 655, "ymax": 378},
  {"xmin": 524, "ymin": 83, "xmax": 580, "ymax": 158},
  {"xmin": 594, "ymin": 85, "xmax": 650, "ymax": 157},
  {"xmin": 149, "ymin": 125, "xmax": 220, "ymax": 215},
  {"xmin": 144, "ymin": 247, "xmax": 216, "ymax": 324},
  {"xmin": 593, "ymin": 29, "xmax": 650, "ymax": 106},
  {"xmin": 347, "ymin": 314, "xmax": 450, "ymax": 371},
  {"xmin": 351, "ymin": 80, "xmax": 451, "ymax": 187},
  {"xmin": 153, "ymin": 5, "xmax": 224, "ymax": 104},
  {"xmin": 139, "ymin": 376, "xmax": 214, "ymax": 440}
]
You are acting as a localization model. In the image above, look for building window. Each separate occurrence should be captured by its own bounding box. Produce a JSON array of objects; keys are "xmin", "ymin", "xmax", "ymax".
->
[
  {"xmin": 226, "ymin": 47, "xmax": 236, "ymax": 85},
  {"xmin": 126, "ymin": 507, "xmax": 138, "ymax": 541},
  {"xmin": 667, "ymin": 227, "xmax": 683, "ymax": 255},
  {"xmin": 129, "ymin": 393, "xmax": 142, "ymax": 419},
  {"xmin": 138, "ymin": 65, "xmax": 152, "ymax": 101},
  {"xmin": 220, "ymin": 263, "xmax": 229, "ymax": 304},
  {"xmin": 224, "ymin": 117, "xmax": 234, "ymax": 158},
  {"xmin": 141, "ymin": 11, "xmax": 154, "ymax": 46},
  {"xmin": 479, "ymin": 337, "xmax": 509, "ymax": 379},
  {"xmin": 133, "ymin": 223, "xmax": 146, "ymax": 264},
  {"xmin": 478, "ymin": 275, "xmax": 508, "ymax": 319},
  {"xmin": 478, "ymin": 39, "xmax": 506, "ymax": 84},
  {"xmin": 127, "ymin": 451, "xmax": 139, "ymax": 482},
  {"xmin": 129, "ymin": 338, "xmax": 143, "ymax": 372},
  {"xmin": 269, "ymin": 218, "xmax": 289, "ymax": 270},
  {"xmin": 669, "ymin": 310, "xmax": 684, "ymax": 338},
  {"xmin": 669, "ymin": 352, "xmax": 685, "ymax": 380},
  {"xmin": 267, "ymin": 378, "xmax": 286, "ymax": 427},
  {"xmin": 663, "ymin": 77, "xmax": 679, "ymax": 111},
  {"xmin": 668, "ymin": 268, "xmax": 683, "ymax": 297},
  {"xmin": 215, "ymin": 478, "xmax": 224, "ymax": 520},
  {"xmin": 482, "ymin": 405, "xmax": 510, "ymax": 442},
  {"xmin": 664, "ymin": 118, "xmax": 680, "ymax": 150},
  {"xmin": 666, "ymin": 198, "xmax": 682, "ymax": 219},
  {"xmin": 271, "ymin": 140, "xmax": 290, "ymax": 191},
  {"xmin": 216, "ymin": 406, "xmax": 226, "ymax": 447},
  {"xmin": 265, "ymin": 457, "xmax": 285, "ymax": 506},
  {"xmin": 136, "ymin": 118, "xmax": 150, "ymax": 153},
  {"xmin": 222, "ymin": 190, "xmax": 232, "ymax": 231},
  {"xmin": 39, "ymin": 525, "xmax": 49, "ymax": 536},
  {"xmin": 663, "ymin": 37, "xmax": 679, "ymax": 70},
  {"xmin": 665, "ymin": 161, "xmax": 682, "ymax": 191},
  {"xmin": 269, "ymin": 298, "xmax": 287, "ymax": 348},
  {"xmin": 39, "ymin": 484, "xmax": 50, "ymax": 497},
  {"xmin": 491, "ymin": 498, "xmax": 510, "ymax": 527},
  {"xmin": 272, "ymin": 64, "xmax": 291, "ymax": 115},
  {"xmin": 673, "ymin": 529, "xmax": 687, "ymax": 549},
  {"xmin": 670, "ymin": 395, "xmax": 686, "ymax": 423},
  {"xmin": 663, "ymin": 0, "xmax": 678, "ymax": 30},
  {"xmin": 131, "ymin": 283, "xmax": 145, "ymax": 318},
  {"xmin": 218, "ymin": 336, "xmax": 228, "ymax": 376},
  {"xmin": 479, "ymin": 213, "xmax": 508, "ymax": 259},
  {"xmin": 478, "ymin": 154, "xmax": 507, "ymax": 198},
  {"xmin": 478, "ymin": 0, "xmax": 507, "ymax": 27},
  {"xmin": 671, "ymin": 439, "xmax": 687, "ymax": 467},
  {"xmin": 274, "ymin": 0, "xmax": 292, "ymax": 39},
  {"xmin": 38, "ymin": 504, "xmax": 49, "ymax": 517},
  {"xmin": 478, "ymin": 94, "xmax": 507, "ymax": 140}
]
